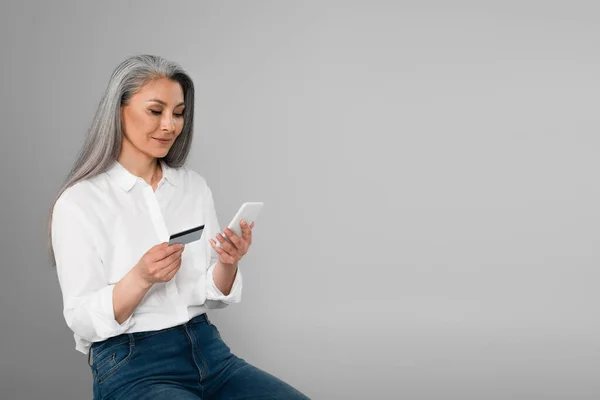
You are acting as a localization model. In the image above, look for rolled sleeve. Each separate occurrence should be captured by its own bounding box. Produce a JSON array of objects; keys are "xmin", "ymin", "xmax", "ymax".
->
[
  {"xmin": 206, "ymin": 262, "xmax": 243, "ymax": 304},
  {"xmin": 52, "ymin": 195, "xmax": 134, "ymax": 344}
]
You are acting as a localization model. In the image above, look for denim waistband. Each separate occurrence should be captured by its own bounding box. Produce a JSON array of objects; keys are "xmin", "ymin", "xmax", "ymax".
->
[{"xmin": 88, "ymin": 313, "xmax": 208, "ymax": 366}]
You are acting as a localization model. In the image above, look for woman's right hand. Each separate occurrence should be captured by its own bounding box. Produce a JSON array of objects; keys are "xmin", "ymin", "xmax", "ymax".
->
[{"xmin": 133, "ymin": 242, "xmax": 185, "ymax": 289}]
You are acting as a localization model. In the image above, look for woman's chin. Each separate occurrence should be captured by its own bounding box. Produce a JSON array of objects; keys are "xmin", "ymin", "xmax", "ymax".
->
[{"xmin": 147, "ymin": 148, "xmax": 170, "ymax": 158}]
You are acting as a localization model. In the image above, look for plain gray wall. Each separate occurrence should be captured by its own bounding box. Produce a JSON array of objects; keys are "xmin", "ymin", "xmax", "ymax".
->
[{"xmin": 1, "ymin": 0, "xmax": 600, "ymax": 399}]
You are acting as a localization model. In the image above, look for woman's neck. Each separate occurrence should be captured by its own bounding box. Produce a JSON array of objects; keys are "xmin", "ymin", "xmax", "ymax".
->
[{"xmin": 117, "ymin": 149, "xmax": 161, "ymax": 187}]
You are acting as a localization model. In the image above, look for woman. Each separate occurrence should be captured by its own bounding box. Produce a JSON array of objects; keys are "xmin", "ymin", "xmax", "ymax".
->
[{"xmin": 48, "ymin": 55, "xmax": 308, "ymax": 400}]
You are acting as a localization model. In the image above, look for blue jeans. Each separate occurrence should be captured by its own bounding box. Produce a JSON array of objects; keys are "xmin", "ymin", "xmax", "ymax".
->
[{"xmin": 89, "ymin": 313, "xmax": 309, "ymax": 399}]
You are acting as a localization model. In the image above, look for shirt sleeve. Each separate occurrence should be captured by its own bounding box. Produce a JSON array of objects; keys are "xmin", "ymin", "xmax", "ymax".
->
[
  {"xmin": 52, "ymin": 195, "xmax": 134, "ymax": 343},
  {"xmin": 202, "ymin": 183, "xmax": 243, "ymax": 305}
]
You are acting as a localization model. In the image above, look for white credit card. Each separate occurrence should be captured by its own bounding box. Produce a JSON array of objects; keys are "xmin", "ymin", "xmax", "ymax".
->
[{"xmin": 168, "ymin": 224, "xmax": 205, "ymax": 245}]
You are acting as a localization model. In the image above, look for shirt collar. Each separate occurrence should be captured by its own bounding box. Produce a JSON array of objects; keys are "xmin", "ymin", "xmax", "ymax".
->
[
  {"xmin": 106, "ymin": 159, "xmax": 178, "ymax": 192},
  {"xmin": 106, "ymin": 161, "xmax": 137, "ymax": 191},
  {"xmin": 159, "ymin": 159, "xmax": 178, "ymax": 187}
]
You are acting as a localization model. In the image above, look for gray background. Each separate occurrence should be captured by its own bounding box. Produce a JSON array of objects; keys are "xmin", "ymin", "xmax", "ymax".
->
[{"xmin": 1, "ymin": 0, "xmax": 599, "ymax": 399}]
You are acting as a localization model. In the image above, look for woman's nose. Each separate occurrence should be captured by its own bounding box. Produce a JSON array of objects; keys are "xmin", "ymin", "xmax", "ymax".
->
[{"xmin": 161, "ymin": 114, "xmax": 175, "ymax": 132}]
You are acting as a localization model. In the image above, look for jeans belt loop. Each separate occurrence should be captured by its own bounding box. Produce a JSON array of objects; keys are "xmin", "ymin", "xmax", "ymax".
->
[
  {"xmin": 128, "ymin": 333, "xmax": 135, "ymax": 348},
  {"xmin": 88, "ymin": 346, "xmax": 93, "ymax": 366}
]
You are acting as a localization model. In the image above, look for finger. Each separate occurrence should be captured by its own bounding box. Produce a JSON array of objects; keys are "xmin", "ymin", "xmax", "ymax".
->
[
  {"xmin": 224, "ymin": 228, "xmax": 244, "ymax": 248},
  {"xmin": 215, "ymin": 233, "xmax": 238, "ymax": 255},
  {"xmin": 240, "ymin": 220, "xmax": 252, "ymax": 244},
  {"xmin": 167, "ymin": 243, "xmax": 185, "ymax": 255},
  {"xmin": 225, "ymin": 228, "xmax": 248, "ymax": 254},
  {"xmin": 162, "ymin": 252, "xmax": 183, "ymax": 276},
  {"xmin": 156, "ymin": 246, "xmax": 184, "ymax": 269},
  {"xmin": 153, "ymin": 243, "xmax": 184, "ymax": 262},
  {"xmin": 161, "ymin": 256, "xmax": 181, "ymax": 277},
  {"xmin": 162, "ymin": 258, "xmax": 182, "ymax": 281},
  {"xmin": 211, "ymin": 239, "xmax": 237, "ymax": 264},
  {"xmin": 210, "ymin": 238, "xmax": 226, "ymax": 254},
  {"xmin": 148, "ymin": 242, "xmax": 168, "ymax": 255}
]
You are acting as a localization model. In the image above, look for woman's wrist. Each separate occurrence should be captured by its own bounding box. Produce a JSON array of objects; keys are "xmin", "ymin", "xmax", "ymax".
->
[
  {"xmin": 217, "ymin": 260, "xmax": 238, "ymax": 269},
  {"xmin": 130, "ymin": 264, "xmax": 153, "ymax": 290}
]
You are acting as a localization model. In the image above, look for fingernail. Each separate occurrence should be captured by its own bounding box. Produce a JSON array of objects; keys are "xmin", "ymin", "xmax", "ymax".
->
[{"xmin": 241, "ymin": 220, "xmax": 247, "ymax": 226}]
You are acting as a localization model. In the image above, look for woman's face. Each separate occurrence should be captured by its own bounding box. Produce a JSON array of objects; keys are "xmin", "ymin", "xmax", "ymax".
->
[{"xmin": 120, "ymin": 77, "xmax": 185, "ymax": 159}]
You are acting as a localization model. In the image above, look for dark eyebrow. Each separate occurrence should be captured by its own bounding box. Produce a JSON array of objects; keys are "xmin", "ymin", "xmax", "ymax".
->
[{"xmin": 148, "ymin": 99, "xmax": 185, "ymax": 107}]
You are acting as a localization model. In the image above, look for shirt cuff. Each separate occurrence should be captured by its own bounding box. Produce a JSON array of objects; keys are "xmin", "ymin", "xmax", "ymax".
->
[
  {"xmin": 206, "ymin": 263, "xmax": 243, "ymax": 304},
  {"xmin": 96, "ymin": 285, "xmax": 135, "ymax": 337}
]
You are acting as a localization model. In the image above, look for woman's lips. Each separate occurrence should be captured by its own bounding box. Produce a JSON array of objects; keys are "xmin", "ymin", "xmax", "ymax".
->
[{"xmin": 153, "ymin": 138, "xmax": 171, "ymax": 145}]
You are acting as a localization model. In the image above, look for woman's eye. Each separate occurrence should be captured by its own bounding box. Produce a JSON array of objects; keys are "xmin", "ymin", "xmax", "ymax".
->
[{"xmin": 150, "ymin": 109, "xmax": 184, "ymax": 118}]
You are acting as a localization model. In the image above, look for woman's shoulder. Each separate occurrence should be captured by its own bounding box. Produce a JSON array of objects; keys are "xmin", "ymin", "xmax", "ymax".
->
[
  {"xmin": 55, "ymin": 180, "xmax": 92, "ymax": 206},
  {"xmin": 52, "ymin": 181, "xmax": 98, "ymax": 226},
  {"xmin": 53, "ymin": 173, "xmax": 111, "ymax": 213}
]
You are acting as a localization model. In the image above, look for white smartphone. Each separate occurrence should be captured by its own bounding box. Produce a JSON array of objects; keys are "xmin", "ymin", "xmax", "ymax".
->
[{"xmin": 216, "ymin": 202, "xmax": 264, "ymax": 247}]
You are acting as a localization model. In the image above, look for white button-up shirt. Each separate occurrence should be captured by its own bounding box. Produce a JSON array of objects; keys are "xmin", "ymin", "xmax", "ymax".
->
[{"xmin": 51, "ymin": 160, "xmax": 242, "ymax": 354}]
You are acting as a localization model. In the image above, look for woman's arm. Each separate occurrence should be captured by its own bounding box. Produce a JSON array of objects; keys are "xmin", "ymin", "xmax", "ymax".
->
[
  {"xmin": 52, "ymin": 196, "xmax": 136, "ymax": 341},
  {"xmin": 211, "ymin": 261, "xmax": 239, "ymax": 296},
  {"xmin": 201, "ymin": 182, "xmax": 244, "ymax": 304},
  {"xmin": 112, "ymin": 243, "xmax": 185, "ymax": 323},
  {"xmin": 112, "ymin": 269, "xmax": 153, "ymax": 324},
  {"xmin": 53, "ymin": 195, "xmax": 185, "ymax": 336}
]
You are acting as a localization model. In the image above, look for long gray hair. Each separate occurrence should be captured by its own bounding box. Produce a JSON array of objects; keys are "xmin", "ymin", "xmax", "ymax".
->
[{"xmin": 47, "ymin": 54, "xmax": 195, "ymax": 266}]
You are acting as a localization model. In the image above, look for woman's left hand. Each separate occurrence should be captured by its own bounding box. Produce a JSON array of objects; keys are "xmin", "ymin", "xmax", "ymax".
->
[{"xmin": 209, "ymin": 220, "xmax": 255, "ymax": 266}]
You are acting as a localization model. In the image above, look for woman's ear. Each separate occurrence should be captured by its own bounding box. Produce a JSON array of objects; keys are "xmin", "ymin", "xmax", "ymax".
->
[{"xmin": 119, "ymin": 105, "xmax": 126, "ymax": 132}]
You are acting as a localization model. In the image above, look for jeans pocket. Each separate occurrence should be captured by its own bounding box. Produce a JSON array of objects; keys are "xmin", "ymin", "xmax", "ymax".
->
[{"xmin": 93, "ymin": 341, "xmax": 133, "ymax": 384}]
